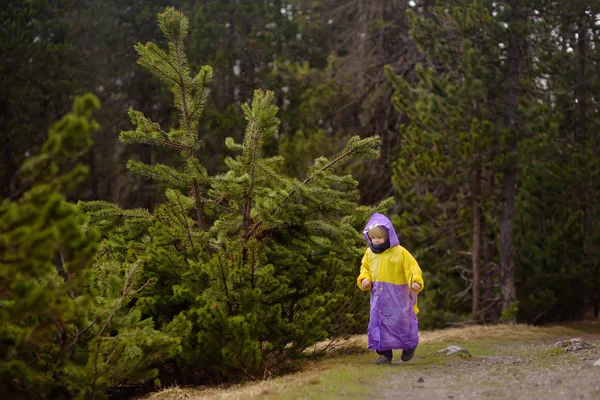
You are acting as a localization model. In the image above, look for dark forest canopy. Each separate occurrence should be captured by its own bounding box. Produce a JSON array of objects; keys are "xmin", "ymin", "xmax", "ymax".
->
[{"xmin": 1, "ymin": 1, "xmax": 599, "ymax": 397}]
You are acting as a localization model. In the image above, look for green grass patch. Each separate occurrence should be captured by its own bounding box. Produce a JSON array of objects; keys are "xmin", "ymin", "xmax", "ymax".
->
[{"xmin": 258, "ymin": 339, "xmax": 503, "ymax": 399}]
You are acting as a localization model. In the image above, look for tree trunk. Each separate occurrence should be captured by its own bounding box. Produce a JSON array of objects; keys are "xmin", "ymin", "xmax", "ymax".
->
[
  {"xmin": 576, "ymin": 17, "xmax": 587, "ymax": 143},
  {"xmin": 88, "ymin": 149, "xmax": 99, "ymax": 200},
  {"xmin": 2, "ymin": 133, "xmax": 16, "ymax": 198},
  {"xmin": 500, "ymin": 168, "xmax": 517, "ymax": 318},
  {"xmin": 192, "ymin": 182, "xmax": 207, "ymax": 230},
  {"xmin": 500, "ymin": 0, "xmax": 521, "ymax": 321},
  {"xmin": 576, "ymin": 13, "xmax": 596, "ymax": 321},
  {"xmin": 482, "ymin": 222, "xmax": 500, "ymax": 323},
  {"xmin": 576, "ymin": 15, "xmax": 592, "ymax": 256},
  {"xmin": 471, "ymin": 157, "xmax": 481, "ymax": 321}
]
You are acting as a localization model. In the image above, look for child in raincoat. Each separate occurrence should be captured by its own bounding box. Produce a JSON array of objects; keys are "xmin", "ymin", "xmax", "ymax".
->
[{"xmin": 357, "ymin": 213, "xmax": 424, "ymax": 364}]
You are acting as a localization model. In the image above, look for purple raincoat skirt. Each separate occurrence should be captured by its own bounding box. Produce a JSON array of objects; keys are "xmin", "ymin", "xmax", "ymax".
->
[{"xmin": 367, "ymin": 280, "xmax": 419, "ymax": 352}]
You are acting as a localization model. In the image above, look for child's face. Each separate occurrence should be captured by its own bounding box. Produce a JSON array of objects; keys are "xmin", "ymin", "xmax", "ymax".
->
[{"xmin": 368, "ymin": 231, "xmax": 387, "ymax": 245}]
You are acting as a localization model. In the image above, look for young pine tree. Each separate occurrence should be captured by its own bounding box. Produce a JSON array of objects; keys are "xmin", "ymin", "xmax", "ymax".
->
[
  {"xmin": 1, "ymin": 95, "xmax": 182, "ymax": 399},
  {"xmin": 81, "ymin": 7, "xmax": 385, "ymax": 382},
  {"xmin": 0, "ymin": 94, "xmax": 101, "ymax": 398}
]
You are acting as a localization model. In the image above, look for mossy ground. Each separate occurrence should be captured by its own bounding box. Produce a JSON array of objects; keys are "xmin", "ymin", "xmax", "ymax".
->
[{"xmin": 143, "ymin": 321, "xmax": 600, "ymax": 400}]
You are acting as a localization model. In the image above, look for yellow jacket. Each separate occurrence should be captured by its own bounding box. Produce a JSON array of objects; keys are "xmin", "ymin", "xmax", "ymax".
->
[{"xmin": 357, "ymin": 245, "xmax": 424, "ymax": 313}]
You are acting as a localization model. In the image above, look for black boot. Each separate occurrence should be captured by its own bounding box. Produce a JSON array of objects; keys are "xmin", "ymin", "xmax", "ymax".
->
[
  {"xmin": 375, "ymin": 350, "xmax": 393, "ymax": 364},
  {"xmin": 401, "ymin": 346, "xmax": 417, "ymax": 362}
]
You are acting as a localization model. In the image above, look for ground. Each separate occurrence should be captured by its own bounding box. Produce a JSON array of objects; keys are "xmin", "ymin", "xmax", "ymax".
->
[
  {"xmin": 378, "ymin": 340, "xmax": 600, "ymax": 400},
  {"xmin": 144, "ymin": 322, "xmax": 600, "ymax": 400}
]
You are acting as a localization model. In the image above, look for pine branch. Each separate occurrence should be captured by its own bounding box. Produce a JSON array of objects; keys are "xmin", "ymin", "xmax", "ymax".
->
[
  {"xmin": 188, "ymin": 66, "xmax": 213, "ymax": 121},
  {"xmin": 96, "ymin": 260, "xmax": 147, "ymax": 339},
  {"xmin": 135, "ymin": 42, "xmax": 180, "ymax": 86},
  {"xmin": 237, "ymin": 91, "xmax": 281, "ymax": 236},
  {"xmin": 170, "ymin": 21, "xmax": 194, "ymax": 142},
  {"xmin": 184, "ymin": 158, "xmax": 210, "ymax": 186},
  {"xmin": 78, "ymin": 200, "xmax": 148, "ymax": 215},
  {"xmin": 64, "ymin": 309, "xmax": 110, "ymax": 356},
  {"xmin": 162, "ymin": 191, "xmax": 201, "ymax": 261},
  {"xmin": 253, "ymin": 157, "xmax": 285, "ymax": 184},
  {"xmin": 120, "ymin": 109, "xmax": 166, "ymax": 147},
  {"xmin": 244, "ymin": 135, "xmax": 380, "ymax": 241},
  {"xmin": 126, "ymin": 160, "xmax": 191, "ymax": 188},
  {"xmin": 303, "ymin": 135, "xmax": 380, "ymax": 185}
]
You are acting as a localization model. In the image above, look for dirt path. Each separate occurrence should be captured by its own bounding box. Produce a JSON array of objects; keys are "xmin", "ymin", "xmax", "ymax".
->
[
  {"xmin": 146, "ymin": 324, "xmax": 600, "ymax": 400},
  {"xmin": 378, "ymin": 340, "xmax": 600, "ymax": 400}
]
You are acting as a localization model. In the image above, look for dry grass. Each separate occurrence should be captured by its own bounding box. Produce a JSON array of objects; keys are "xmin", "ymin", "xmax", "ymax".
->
[
  {"xmin": 419, "ymin": 323, "xmax": 586, "ymax": 343},
  {"xmin": 144, "ymin": 368, "xmax": 327, "ymax": 400},
  {"xmin": 306, "ymin": 323, "xmax": 587, "ymax": 354},
  {"xmin": 145, "ymin": 386, "xmax": 205, "ymax": 400}
]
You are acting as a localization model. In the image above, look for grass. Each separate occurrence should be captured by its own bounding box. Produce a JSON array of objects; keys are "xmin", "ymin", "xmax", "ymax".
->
[
  {"xmin": 145, "ymin": 387, "xmax": 205, "ymax": 400},
  {"xmin": 143, "ymin": 321, "xmax": 600, "ymax": 400}
]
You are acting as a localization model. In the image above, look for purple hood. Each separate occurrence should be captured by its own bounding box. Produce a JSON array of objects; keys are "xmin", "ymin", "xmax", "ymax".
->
[{"xmin": 363, "ymin": 213, "xmax": 400, "ymax": 248}]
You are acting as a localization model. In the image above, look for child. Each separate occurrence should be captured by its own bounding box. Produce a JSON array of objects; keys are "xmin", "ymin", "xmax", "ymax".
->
[{"xmin": 357, "ymin": 213, "xmax": 424, "ymax": 364}]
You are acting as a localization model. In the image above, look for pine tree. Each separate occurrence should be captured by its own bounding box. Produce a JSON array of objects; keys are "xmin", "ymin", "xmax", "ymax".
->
[
  {"xmin": 514, "ymin": 0, "xmax": 600, "ymax": 322},
  {"xmin": 81, "ymin": 7, "xmax": 385, "ymax": 381},
  {"xmin": 386, "ymin": 2, "xmax": 504, "ymax": 325},
  {"xmin": 118, "ymin": 6, "xmax": 214, "ymax": 229},
  {"xmin": 0, "ymin": 94, "xmax": 101, "ymax": 397},
  {"xmin": 1, "ymin": 94, "xmax": 183, "ymax": 399},
  {"xmin": 387, "ymin": 0, "xmax": 556, "ymax": 325}
]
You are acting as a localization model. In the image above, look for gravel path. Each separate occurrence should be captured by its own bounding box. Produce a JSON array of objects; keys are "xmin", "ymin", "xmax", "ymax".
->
[{"xmin": 377, "ymin": 340, "xmax": 600, "ymax": 399}]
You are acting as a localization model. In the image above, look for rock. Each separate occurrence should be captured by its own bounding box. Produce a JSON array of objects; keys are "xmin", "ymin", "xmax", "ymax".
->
[
  {"xmin": 434, "ymin": 345, "xmax": 472, "ymax": 357},
  {"xmin": 593, "ymin": 359, "xmax": 600, "ymax": 367},
  {"xmin": 417, "ymin": 377, "xmax": 424, "ymax": 382},
  {"xmin": 554, "ymin": 338, "xmax": 595, "ymax": 352}
]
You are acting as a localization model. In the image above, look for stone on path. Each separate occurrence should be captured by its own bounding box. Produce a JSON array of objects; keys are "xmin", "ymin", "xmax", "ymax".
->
[
  {"xmin": 434, "ymin": 345, "xmax": 472, "ymax": 357},
  {"xmin": 554, "ymin": 338, "xmax": 595, "ymax": 352},
  {"xmin": 593, "ymin": 359, "xmax": 600, "ymax": 367}
]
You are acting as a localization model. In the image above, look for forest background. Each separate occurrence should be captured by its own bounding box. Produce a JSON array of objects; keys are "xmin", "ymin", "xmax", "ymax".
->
[{"xmin": 1, "ymin": 0, "xmax": 600, "ymax": 398}]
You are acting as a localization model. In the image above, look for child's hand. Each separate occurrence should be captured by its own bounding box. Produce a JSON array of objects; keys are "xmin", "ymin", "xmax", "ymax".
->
[
  {"xmin": 411, "ymin": 282, "xmax": 421, "ymax": 292},
  {"xmin": 361, "ymin": 278, "xmax": 371, "ymax": 289}
]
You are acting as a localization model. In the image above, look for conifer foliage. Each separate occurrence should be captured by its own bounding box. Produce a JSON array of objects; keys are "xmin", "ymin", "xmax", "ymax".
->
[
  {"xmin": 387, "ymin": 0, "xmax": 600, "ymax": 326},
  {"xmin": 386, "ymin": 1, "xmax": 556, "ymax": 326},
  {"xmin": 80, "ymin": 7, "xmax": 383, "ymax": 382},
  {"xmin": 0, "ymin": 94, "xmax": 101, "ymax": 397},
  {"xmin": 1, "ymin": 95, "xmax": 182, "ymax": 399},
  {"xmin": 386, "ymin": 3, "xmax": 504, "ymax": 326}
]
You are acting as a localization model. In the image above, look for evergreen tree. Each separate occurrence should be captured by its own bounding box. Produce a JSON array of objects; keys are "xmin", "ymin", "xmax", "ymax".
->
[
  {"xmin": 81, "ymin": 7, "xmax": 385, "ymax": 381},
  {"xmin": 0, "ymin": 94, "xmax": 100, "ymax": 397},
  {"xmin": 514, "ymin": 0, "xmax": 600, "ymax": 322},
  {"xmin": 1, "ymin": 94, "xmax": 182, "ymax": 399},
  {"xmin": 388, "ymin": 0, "xmax": 555, "ymax": 324},
  {"xmin": 386, "ymin": 3, "xmax": 501, "ymax": 324}
]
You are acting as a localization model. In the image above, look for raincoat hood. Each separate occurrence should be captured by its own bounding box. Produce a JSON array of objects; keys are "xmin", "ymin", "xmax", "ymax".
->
[{"xmin": 363, "ymin": 213, "xmax": 400, "ymax": 249}]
